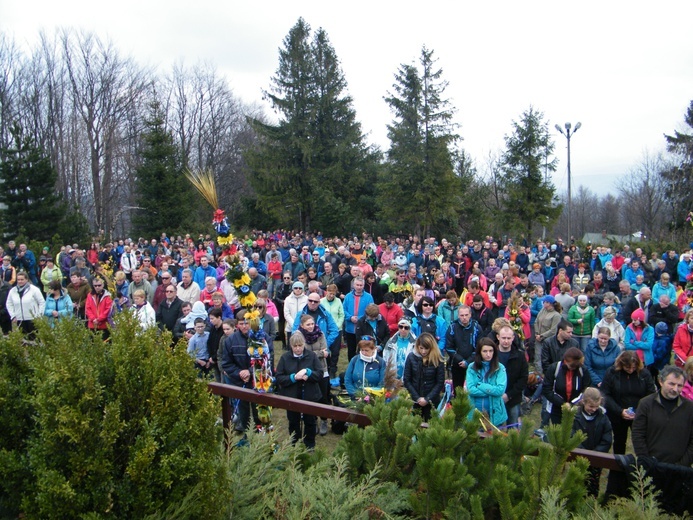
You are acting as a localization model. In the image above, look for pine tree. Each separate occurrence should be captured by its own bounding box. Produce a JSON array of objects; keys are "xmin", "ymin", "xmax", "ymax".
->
[
  {"xmin": 379, "ymin": 46, "xmax": 461, "ymax": 237},
  {"xmin": 0, "ymin": 123, "xmax": 65, "ymax": 241},
  {"xmin": 663, "ymin": 100, "xmax": 693, "ymax": 235},
  {"xmin": 132, "ymin": 102, "xmax": 195, "ymax": 236},
  {"xmin": 246, "ymin": 18, "xmax": 377, "ymax": 233},
  {"xmin": 502, "ymin": 106, "xmax": 562, "ymax": 236}
]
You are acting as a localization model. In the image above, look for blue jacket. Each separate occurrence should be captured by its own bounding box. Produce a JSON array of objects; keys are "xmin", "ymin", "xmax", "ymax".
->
[
  {"xmin": 344, "ymin": 355, "xmax": 386, "ymax": 397},
  {"xmin": 583, "ymin": 337, "xmax": 620, "ymax": 385},
  {"xmin": 193, "ymin": 265, "xmax": 217, "ymax": 288},
  {"xmin": 466, "ymin": 361, "xmax": 508, "ymax": 426},
  {"xmin": 678, "ymin": 259, "xmax": 691, "ymax": 283},
  {"xmin": 411, "ymin": 313, "xmax": 448, "ymax": 351},
  {"xmin": 43, "ymin": 290, "xmax": 74, "ymax": 326},
  {"xmin": 651, "ymin": 282, "xmax": 677, "ymax": 305},
  {"xmin": 343, "ymin": 290, "xmax": 374, "ymax": 334},
  {"xmin": 625, "ymin": 325, "xmax": 655, "ymax": 366},
  {"xmin": 292, "ymin": 304, "xmax": 339, "ymax": 346}
]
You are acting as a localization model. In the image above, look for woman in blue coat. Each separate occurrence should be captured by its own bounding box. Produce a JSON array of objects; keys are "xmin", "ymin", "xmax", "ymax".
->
[
  {"xmin": 625, "ymin": 309, "xmax": 654, "ymax": 367},
  {"xmin": 344, "ymin": 337, "xmax": 386, "ymax": 398},
  {"xmin": 583, "ymin": 327, "xmax": 621, "ymax": 386},
  {"xmin": 43, "ymin": 279, "xmax": 74, "ymax": 327},
  {"xmin": 466, "ymin": 337, "xmax": 508, "ymax": 427}
]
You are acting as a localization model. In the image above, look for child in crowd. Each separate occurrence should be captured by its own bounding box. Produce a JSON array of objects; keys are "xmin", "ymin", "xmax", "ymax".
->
[
  {"xmin": 571, "ymin": 387, "xmax": 613, "ymax": 497},
  {"xmin": 187, "ymin": 318, "xmax": 213, "ymax": 377}
]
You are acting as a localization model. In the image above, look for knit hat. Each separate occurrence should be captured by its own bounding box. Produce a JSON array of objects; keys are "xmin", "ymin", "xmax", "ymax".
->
[
  {"xmin": 398, "ymin": 318, "xmax": 411, "ymax": 327},
  {"xmin": 292, "ymin": 281, "xmax": 304, "ymax": 290},
  {"xmin": 630, "ymin": 308, "xmax": 646, "ymax": 323},
  {"xmin": 654, "ymin": 322, "xmax": 668, "ymax": 336},
  {"xmin": 543, "ymin": 295, "xmax": 556, "ymax": 304}
]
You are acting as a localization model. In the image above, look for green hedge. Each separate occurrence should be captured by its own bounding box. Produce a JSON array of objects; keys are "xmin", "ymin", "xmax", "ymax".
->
[{"xmin": 0, "ymin": 314, "xmax": 228, "ymax": 519}]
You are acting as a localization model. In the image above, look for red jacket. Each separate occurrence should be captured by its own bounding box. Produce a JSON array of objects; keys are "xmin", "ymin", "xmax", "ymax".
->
[
  {"xmin": 379, "ymin": 302, "xmax": 404, "ymax": 335},
  {"xmin": 85, "ymin": 291, "xmax": 113, "ymax": 330},
  {"xmin": 673, "ymin": 323, "xmax": 693, "ymax": 367}
]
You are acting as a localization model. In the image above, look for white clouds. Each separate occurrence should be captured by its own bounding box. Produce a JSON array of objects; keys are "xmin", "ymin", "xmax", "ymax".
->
[{"xmin": 2, "ymin": 0, "xmax": 692, "ymax": 195}]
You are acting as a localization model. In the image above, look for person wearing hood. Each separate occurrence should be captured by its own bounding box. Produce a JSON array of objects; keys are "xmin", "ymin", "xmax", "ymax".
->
[
  {"xmin": 625, "ymin": 308, "xmax": 654, "ymax": 367},
  {"xmin": 344, "ymin": 337, "xmax": 386, "ymax": 398},
  {"xmin": 403, "ymin": 333, "xmax": 445, "ymax": 421},
  {"xmin": 592, "ymin": 306, "xmax": 626, "ymax": 350},
  {"xmin": 571, "ymin": 387, "xmax": 613, "ymax": 497},
  {"xmin": 44, "ymin": 279, "xmax": 74, "ymax": 327},
  {"xmin": 383, "ymin": 318, "xmax": 416, "ymax": 380},
  {"xmin": 584, "ymin": 327, "xmax": 621, "ymax": 386},
  {"xmin": 85, "ymin": 277, "xmax": 113, "ymax": 338}
]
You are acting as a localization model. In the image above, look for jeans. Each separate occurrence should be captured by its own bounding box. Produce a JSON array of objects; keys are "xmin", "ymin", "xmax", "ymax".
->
[
  {"xmin": 328, "ymin": 331, "xmax": 342, "ymax": 378},
  {"xmin": 505, "ymin": 403, "xmax": 521, "ymax": 429}
]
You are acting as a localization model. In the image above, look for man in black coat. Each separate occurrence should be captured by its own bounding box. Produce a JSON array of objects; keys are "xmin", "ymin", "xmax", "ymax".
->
[
  {"xmin": 155, "ymin": 286, "xmax": 183, "ymax": 335},
  {"xmin": 497, "ymin": 325, "xmax": 528, "ymax": 428}
]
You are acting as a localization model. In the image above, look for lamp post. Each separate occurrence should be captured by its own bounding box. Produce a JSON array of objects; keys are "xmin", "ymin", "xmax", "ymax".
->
[{"xmin": 555, "ymin": 122, "xmax": 581, "ymax": 243}]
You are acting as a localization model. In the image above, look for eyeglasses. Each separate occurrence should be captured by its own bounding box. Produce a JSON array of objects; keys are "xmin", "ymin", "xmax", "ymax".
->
[
  {"xmin": 93, "ymin": 284, "xmax": 103, "ymax": 288},
  {"xmin": 254, "ymin": 304, "xmax": 265, "ymax": 309},
  {"xmin": 421, "ymin": 302, "xmax": 433, "ymax": 308},
  {"xmin": 293, "ymin": 287, "xmax": 303, "ymax": 291},
  {"xmin": 308, "ymin": 299, "xmax": 320, "ymax": 303},
  {"xmin": 165, "ymin": 289, "xmax": 176, "ymax": 293},
  {"xmin": 398, "ymin": 325, "xmax": 410, "ymax": 330},
  {"xmin": 284, "ymin": 277, "xmax": 292, "ymax": 280}
]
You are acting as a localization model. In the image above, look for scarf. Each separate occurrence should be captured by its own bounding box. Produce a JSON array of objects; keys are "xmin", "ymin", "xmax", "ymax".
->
[
  {"xmin": 576, "ymin": 303, "xmax": 590, "ymax": 316},
  {"xmin": 300, "ymin": 324, "xmax": 323, "ymax": 345}
]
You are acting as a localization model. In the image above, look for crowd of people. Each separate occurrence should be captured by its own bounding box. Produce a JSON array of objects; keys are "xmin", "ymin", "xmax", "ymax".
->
[{"xmin": 2, "ymin": 231, "xmax": 693, "ymax": 470}]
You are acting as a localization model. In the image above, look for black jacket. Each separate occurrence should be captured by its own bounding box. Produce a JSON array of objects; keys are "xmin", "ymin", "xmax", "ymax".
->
[
  {"xmin": 572, "ymin": 408, "xmax": 613, "ymax": 452},
  {"xmin": 543, "ymin": 361, "xmax": 592, "ymax": 407},
  {"xmin": 540, "ymin": 334, "xmax": 580, "ymax": 376},
  {"xmin": 601, "ymin": 366, "xmax": 656, "ymax": 421},
  {"xmin": 445, "ymin": 319, "xmax": 482, "ymax": 366},
  {"xmin": 403, "ymin": 352, "xmax": 445, "ymax": 405},
  {"xmin": 355, "ymin": 315, "xmax": 390, "ymax": 350},
  {"xmin": 275, "ymin": 349, "xmax": 323, "ymax": 402},
  {"xmin": 156, "ymin": 297, "xmax": 183, "ymax": 332},
  {"xmin": 648, "ymin": 303, "xmax": 680, "ymax": 334},
  {"xmin": 498, "ymin": 347, "xmax": 529, "ymax": 408}
]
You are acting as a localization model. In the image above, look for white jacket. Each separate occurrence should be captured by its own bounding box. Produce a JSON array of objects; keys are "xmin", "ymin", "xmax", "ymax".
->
[
  {"xmin": 7, "ymin": 283, "xmax": 45, "ymax": 321},
  {"xmin": 133, "ymin": 302, "xmax": 156, "ymax": 329},
  {"xmin": 283, "ymin": 293, "xmax": 307, "ymax": 332}
]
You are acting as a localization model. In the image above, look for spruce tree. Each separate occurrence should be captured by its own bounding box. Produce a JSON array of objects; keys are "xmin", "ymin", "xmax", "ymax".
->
[
  {"xmin": 501, "ymin": 106, "xmax": 562, "ymax": 236},
  {"xmin": 133, "ymin": 102, "xmax": 194, "ymax": 236},
  {"xmin": 663, "ymin": 100, "xmax": 693, "ymax": 235},
  {"xmin": 380, "ymin": 46, "xmax": 461, "ymax": 237},
  {"xmin": 0, "ymin": 123, "xmax": 65, "ymax": 241},
  {"xmin": 246, "ymin": 18, "xmax": 377, "ymax": 233}
]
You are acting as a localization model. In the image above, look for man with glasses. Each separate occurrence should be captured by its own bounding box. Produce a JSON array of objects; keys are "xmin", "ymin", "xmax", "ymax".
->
[
  {"xmin": 156, "ymin": 282, "xmax": 183, "ymax": 335},
  {"xmin": 152, "ymin": 271, "xmax": 175, "ymax": 312},
  {"xmin": 292, "ymin": 292, "xmax": 339, "ymax": 350}
]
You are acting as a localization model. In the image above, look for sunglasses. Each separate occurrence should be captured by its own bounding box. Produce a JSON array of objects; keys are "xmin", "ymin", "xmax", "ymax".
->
[
  {"xmin": 360, "ymin": 335, "xmax": 375, "ymax": 342},
  {"xmin": 398, "ymin": 325, "xmax": 410, "ymax": 330},
  {"xmin": 284, "ymin": 277, "xmax": 292, "ymax": 280},
  {"xmin": 421, "ymin": 303, "xmax": 433, "ymax": 307},
  {"xmin": 253, "ymin": 304, "xmax": 265, "ymax": 309},
  {"xmin": 308, "ymin": 299, "xmax": 320, "ymax": 303}
]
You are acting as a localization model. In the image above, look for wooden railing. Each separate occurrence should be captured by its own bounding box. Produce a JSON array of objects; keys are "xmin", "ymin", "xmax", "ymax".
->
[{"xmin": 207, "ymin": 382, "xmax": 623, "ymax": 471}]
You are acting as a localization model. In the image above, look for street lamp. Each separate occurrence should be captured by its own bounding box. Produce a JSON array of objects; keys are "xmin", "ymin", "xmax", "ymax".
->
[{"xmin": 555, "ymin": 122, "xmax": 581, "ymax": 244}]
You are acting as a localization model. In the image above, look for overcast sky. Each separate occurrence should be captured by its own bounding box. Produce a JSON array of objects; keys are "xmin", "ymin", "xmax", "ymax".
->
[{"xmin": 3, "ymin": 1, "xmax": 693, "ymax": 195}]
